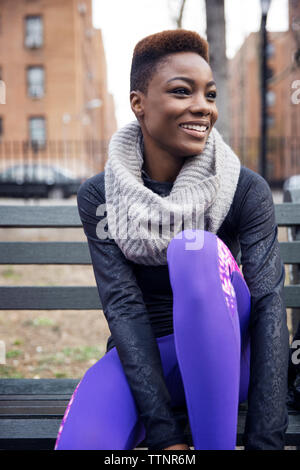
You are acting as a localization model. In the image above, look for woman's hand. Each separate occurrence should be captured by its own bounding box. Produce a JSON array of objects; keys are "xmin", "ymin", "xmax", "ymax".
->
[{"xmin": 163, "ymin": 443, "xmax": 190, "ymax": 450}]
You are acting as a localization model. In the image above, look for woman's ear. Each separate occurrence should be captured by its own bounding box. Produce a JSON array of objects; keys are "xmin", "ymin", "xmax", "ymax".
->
[{"xmin": 130, "ymin": 90, "xmax": 145, "ymax": 119}]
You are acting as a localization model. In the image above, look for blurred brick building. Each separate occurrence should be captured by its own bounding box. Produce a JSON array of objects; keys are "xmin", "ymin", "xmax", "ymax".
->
[
  {"xmin": 228, "ymin": 0, "xmax": 300, "ymax": 186},
  {"xmin": 0, "ymin": 0, "xmax": 117, "ymax": 175}
]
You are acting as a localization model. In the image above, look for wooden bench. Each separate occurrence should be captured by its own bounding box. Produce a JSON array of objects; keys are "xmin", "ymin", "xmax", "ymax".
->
[{"xmin": 0, "ymin": 203, "xmax": 300, "ymax": 450}]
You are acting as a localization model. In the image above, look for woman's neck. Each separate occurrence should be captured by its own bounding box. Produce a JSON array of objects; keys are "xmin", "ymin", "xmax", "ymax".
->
[{"xmin": 142, "ymin": 139, "xmax": 184, "ymax": 184}]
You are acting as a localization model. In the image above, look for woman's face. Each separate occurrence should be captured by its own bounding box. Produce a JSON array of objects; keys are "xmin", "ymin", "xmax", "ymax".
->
[{"xmin": 132, "ymin": 51, "xmax": 218, "ymax": 158}]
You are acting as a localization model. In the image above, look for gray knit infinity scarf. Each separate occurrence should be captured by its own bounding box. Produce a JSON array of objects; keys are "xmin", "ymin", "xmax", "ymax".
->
[{"xmin": 104, "ymin": 120, "xmax": 240, "ymax": 266}]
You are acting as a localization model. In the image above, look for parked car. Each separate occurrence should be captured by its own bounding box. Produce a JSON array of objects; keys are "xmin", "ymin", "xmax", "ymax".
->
[
  {"xmin": 0, "ymin": 163, "xmax": 84, "ymax": 199},
  {"xmin": 283, "ymin": 174, "xmax": 300, "ymax": 195}
]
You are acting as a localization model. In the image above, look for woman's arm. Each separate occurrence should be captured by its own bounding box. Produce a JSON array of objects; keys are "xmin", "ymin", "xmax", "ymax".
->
[
  {"xmin": 76, "ymin": 175, "xmax": 188, "ymax": 450},
  {"xmin": 237, "ymin": 173, "xmax": 290, "ymax": 450}
]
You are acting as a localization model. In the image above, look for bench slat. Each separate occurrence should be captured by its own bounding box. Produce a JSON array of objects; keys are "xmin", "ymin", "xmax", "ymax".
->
[
  {"xmin": 0, "ymin": 241, "xmax": 299, "ymax": 265},
  {"xmin": 0, "ymin": 413, "xmax": 299, "ymax": 449},
  {"xmin": 0, "ymin": 286, "xmax": 102, "ymax": 309},
  {"xmin": 0, "ymin": 285, "xmax": 299, "ymax": 309},
  {"xmin": 0, "ymin": 418, "xmax": 62, "ymax": 439},
  {"xmin": 0, "ymin": 242, "xmax": 91, "ymax": 264},
  {"xmin": 0, "ymin": 204, "xmax": 299, "ymax": 227},
  {"xmin": 279, "ymin": 242, "xmax": 300, "ymax": 263},
  {"xmin": 275, "ymin": 204, "xmax": 300, "ymax": 226},
  {"xmin": 284, "ymin": 285, "xmax": 300, "ymax": 308},
  {"xmin": 0, "ymin": 206, "xmax": 81, "ymax": 227},
  {"xmin": 0, "ymin": 378, "xmax": 79, "ymax": 394},
  {"xmin": 0, "ymin": 395, "xmax": 75, "ymax": 401},
  {"xmin": 0, "ymin": 402, "xmax": 69, "ymax": 416}
]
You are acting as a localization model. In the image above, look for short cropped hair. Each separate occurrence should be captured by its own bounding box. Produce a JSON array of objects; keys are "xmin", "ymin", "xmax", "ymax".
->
[{"xmin": 130, "ymin": 29, "xmax": 209, "ymax": 94}]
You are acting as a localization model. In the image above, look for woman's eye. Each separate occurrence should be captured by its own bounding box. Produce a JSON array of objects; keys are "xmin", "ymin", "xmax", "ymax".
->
[
  {"xmin": 171, "ymin": 88, "xmax": 190, "ymax": 95},
  {"xmin": 207, "ymin": 91, "xmax": 217, "ymax": 100}
]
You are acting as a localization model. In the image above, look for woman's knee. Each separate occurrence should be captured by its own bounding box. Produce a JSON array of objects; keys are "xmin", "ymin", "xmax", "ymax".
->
[
  {"xmin": 168, "ymin": 228, "xmax": 219, "ymax": 256},
  {"xmin": 167, "ymin": 229, "xmax": 220, "ymax": 283}
]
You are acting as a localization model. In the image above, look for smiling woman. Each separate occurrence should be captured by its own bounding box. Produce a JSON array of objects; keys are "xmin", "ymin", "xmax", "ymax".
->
[
  {"xmin": 55, "ymin": 29, "xmax": 289, "ymax": 451},
  {"xmin": 130, "ymin": 52, "xmax": 218, "ymax": 183},
  {"xmin": 129, "ymin": 32, "xmax": 218, "ymax": 183}
]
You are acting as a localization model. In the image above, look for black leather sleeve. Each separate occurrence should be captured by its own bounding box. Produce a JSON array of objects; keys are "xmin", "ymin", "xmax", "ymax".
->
[
  {"xmin": 236, "ymin": 173, "xmax": 290, "ymax": 449},
  {"xmin": 76, "ymin": 176, "xmax": 188, "ymax": 450}
]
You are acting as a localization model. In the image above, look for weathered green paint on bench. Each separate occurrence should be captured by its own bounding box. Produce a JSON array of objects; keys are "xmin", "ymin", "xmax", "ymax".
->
[
  {"xmin": 0, "ymin": 240, "xmax": 299, "ymax": 265},
  {"xmin": 0, "ymin": 284, "xmax": 299, "ymax": 310},
  {"xmin": 0, "ymin": 203, "xmax": 299, "ymax": 227}
]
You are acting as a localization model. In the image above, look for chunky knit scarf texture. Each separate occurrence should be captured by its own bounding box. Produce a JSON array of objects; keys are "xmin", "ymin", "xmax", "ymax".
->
[{"xmin": 104, "ymin": 120, "xmax": 241, "ymax": 266}]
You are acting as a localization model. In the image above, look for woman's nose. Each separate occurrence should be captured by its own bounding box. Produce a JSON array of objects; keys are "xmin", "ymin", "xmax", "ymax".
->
[{"xmin": 189, "ymin": 94, "xmax": 211, "ymax": 115}]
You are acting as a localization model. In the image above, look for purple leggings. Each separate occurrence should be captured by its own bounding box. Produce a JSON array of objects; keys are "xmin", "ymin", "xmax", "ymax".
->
[{"xmin": 55, "ymin": 230, "xmax": 251, "ymax": 450}]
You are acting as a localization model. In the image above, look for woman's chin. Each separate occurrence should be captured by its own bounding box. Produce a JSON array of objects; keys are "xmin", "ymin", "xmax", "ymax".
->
[{"xmin": 178, "ymin": 143, "xmax": 207, "ymax": 158}]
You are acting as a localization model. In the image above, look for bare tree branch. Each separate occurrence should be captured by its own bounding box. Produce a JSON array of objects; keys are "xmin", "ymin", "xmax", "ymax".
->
[
  {"xmin": 177, "ymin": 0, "xmax": 187, "ymax": 28},
  {"xmin": 168, "ymin": 0, "xmax": 187, "ymax": 29}
]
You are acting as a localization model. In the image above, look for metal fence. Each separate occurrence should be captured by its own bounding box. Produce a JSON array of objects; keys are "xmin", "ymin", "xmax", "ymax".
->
[
  {"xmin": 0, "ymin": 136, "xmax": 299, "ymax": 186},
  {"xmin": 0, "ymin": 139, "xmax": 110, "ymax": 179},
  {"xmin": 228, "ymin": 136, "xmax": 300, "ymax": 187}
]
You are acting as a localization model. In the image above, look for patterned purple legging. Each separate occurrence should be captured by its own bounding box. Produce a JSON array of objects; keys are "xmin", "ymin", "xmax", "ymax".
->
[{"xmin": 55, "ymin": 230, "xmax": 251, "ymax": 450}]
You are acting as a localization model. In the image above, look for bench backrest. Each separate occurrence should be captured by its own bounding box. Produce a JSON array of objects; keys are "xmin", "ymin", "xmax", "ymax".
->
[{"xmin": 0, "ymin": 204, "xmax": 299, "ymax": 310}]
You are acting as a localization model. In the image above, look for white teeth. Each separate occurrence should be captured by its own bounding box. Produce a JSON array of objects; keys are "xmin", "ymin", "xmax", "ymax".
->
[{"xmin": 180, "ymin": 124, "xmax": 208, "ymax": 132}]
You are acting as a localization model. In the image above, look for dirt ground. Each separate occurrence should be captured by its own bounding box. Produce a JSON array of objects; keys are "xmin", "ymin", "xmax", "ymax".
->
[
  {"xmin": 0, "ymin": 196, "xmax": 111, "ymax": 379},
  {"xmin": 0, "ymin": 192, "xmax": 294, "ymax": 380}
]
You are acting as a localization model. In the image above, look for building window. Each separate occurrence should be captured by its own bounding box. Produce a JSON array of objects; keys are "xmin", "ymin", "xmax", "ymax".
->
[
  {"xmin": 266, "ymin": 43, "xmax": 275, "ymax": 58},
  {"xmin": 27, "ymin": 66, "xmax": 44, "ymax": 98},
  {"xmin": 266, "ymin": 90, "xmax": 276, "ymax": 107},
  {"xmin": 0, "ymin": 79, "xmax": 5, "ymax": 105},
  {"xmin": 87, "ymin": 70, "xmax": 94, "ymax": 80},
  {"xmin": 267, "ymin": 114, "xmax": 275, "ymax": 128},
  {"xmin": 266, "ymin": 66, "xmax": 274, "ymax": 80},
  {"xmin": 29, "ymin": 117, "xmax": 46, "ymax": 148},
  {"xmin": 25, "ymin": 16, "xmax": 43, "ymax": 48}
]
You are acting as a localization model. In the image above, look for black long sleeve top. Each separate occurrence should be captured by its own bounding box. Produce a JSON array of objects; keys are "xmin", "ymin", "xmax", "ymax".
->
[{"xmin": 76, "ymin": 164, "xmax": 290, "ymax": 450}]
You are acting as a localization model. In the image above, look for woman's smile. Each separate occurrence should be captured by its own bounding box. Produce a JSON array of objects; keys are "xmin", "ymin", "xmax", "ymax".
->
[{"xmin": 179, "ymin": 121, "xmax": 211, "ymax": 139}]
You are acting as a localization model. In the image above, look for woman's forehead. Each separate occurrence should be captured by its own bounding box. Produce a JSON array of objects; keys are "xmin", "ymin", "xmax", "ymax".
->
[{"xmin": 154, "ymin": 52, "xmax": 213, "ymax": 83}]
